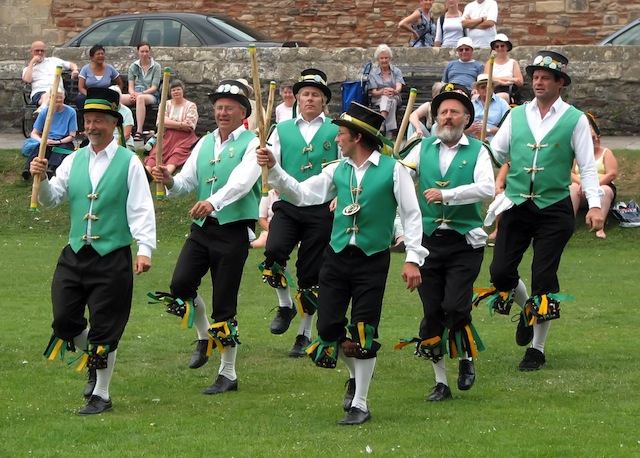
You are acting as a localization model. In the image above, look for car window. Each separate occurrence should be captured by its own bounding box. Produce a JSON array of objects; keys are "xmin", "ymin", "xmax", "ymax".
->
[
  {"xmin": 609, "ymin": 23, "xmax": 640, "ymax": 45},
  {"xmin": 206, "ymin": 17, "xmax": 263, "ymax": 43},
  {"xmin": 75, "ymin": 20, "xmax": 136, "ymax": 47},
  {"xmin": 141, "ymin": 19, "xmax": 202, "ymax": 47}
]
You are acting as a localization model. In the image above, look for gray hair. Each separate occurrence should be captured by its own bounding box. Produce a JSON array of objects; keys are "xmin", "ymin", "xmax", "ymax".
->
[{"xmin": 374, "ymin": 44, "xmax": 393, "ymax": 60}]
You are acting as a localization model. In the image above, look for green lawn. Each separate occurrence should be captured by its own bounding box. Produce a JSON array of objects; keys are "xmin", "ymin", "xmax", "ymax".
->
[{"xmin": 1, "ymin": 149, "xmax": 639, "ymax": 457}]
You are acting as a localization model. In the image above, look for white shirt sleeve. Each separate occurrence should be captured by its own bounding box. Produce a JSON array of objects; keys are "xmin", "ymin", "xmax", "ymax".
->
[{"xmin": 393, "ymin": 162, "xmax": 429, "ymax": 266}]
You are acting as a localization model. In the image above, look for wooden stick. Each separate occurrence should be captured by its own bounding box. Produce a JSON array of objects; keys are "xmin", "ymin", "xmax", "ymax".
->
[
  {"xmin": 265, "ymin": 81, "xmax": 277, "ymax": 130},
  {"xmin": 394, "ymin": 88, "xmax": 418, "ymax": 157},
  {"xmin": 481, "ymin": 56, "xmax": 495, "ymax": 143},
  {"xmin": 155, "ymin": 67, "xmax": 172, "ymax": 199},
  {"xmin": 30, "ymin": 65, "xmax": 63, "ymax": 212},
  {"xmin": 249, "ymin": 45, "xmax": 269, "ymax": 196}
]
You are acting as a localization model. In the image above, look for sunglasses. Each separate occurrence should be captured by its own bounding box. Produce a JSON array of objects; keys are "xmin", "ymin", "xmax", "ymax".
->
[
  {"xmin": 457, "ymin": 47, "xmax": 472, "ymax": 52},
  {"xmin": 494, "ymin": 44, "xmax": 507, "ymax": 49}
]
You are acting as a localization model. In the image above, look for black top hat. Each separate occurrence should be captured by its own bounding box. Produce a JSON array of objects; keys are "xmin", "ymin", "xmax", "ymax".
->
[
  {"xmin": 293, "ymin": 68, "xmax": 332, "ymax": 102},
  {"xmin": 431, "ymin": 83, "xmax": 475, "ymax": 129},
  {"xmin": 82, "ymin": 87, "xmax": 123, "ymax": 126},
  {"xmin": 332, "ymin": 102, "xmax": 385, "ymax": 148},
  {"xmin": 526, "ymin": 50, "xmax": 571, "ymax": 86},
  {"xmin": 208, "ymin": 80, "xmax": 252, "ymax": 117}
]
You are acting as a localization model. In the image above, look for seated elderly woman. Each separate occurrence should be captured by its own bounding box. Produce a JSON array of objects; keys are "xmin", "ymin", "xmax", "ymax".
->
[
  {"xmin": 368, "ymin": 44, "xmax": 405, "ymax": 138},
  {"xmin": 569, "ymin": 113, "xmax": 618, "ymax": 239},
  {"xmin": 144, "ymin": 79, "xmax": 199, "ymax": 175}
]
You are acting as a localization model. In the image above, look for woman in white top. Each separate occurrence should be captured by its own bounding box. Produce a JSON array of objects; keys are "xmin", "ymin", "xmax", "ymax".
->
[
  {"xmin": 434, "ymin": 0, "xmax": 464, "ymax": 47},
  {"xmin": 484, "ymin": 34, "xmax": 523, "ymax": 104}
]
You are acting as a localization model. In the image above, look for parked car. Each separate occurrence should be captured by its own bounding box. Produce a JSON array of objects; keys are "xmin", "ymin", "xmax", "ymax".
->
[
  {"xmin": 61, "ymin": 12, "xmax": 307, "ymax": 48},
  {"xmin": 598, "ymin": 18, "xmax": 640, "ymax": 45}
]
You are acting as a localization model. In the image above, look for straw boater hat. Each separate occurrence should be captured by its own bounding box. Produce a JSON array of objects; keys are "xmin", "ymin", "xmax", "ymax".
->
[
  {"xmin": 471, "ymin": 73, "xmax": 499, "ymax": 89},
  {"xmin": 208, "ymin": 79, "xmax": 252, "ymax": 117},
  {"xmin": 525, "ymin": 50, "xmax": 572, "ymax": 86},
  {"xmin": 490, "ymin": 33, "xmax": 513, "ymax": 51},
  {"xmin": 332, "ymin": 102, "xmax": 385, "ymax": 148},
  {"xmin": 431, "ymin": 83, "xmax": 475, "ymax": 129},
  {"xmin": 293, "ymin": 68, "xmax": 332, "ymax": 102},
  {"xmin": 82, "ymin": 87, "xmax": 123, "ymax": 125}
]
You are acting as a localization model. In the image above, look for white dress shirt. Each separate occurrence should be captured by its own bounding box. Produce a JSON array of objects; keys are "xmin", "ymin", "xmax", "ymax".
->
[
  {"xmin": 38, "ymin": 138, "xmax": 156, "ymax": 258},
  {"xmin": 169, "ymin": 124, "xmax": 262, "ymax": 215},
  {"xmin": 268, "ymin": 151, "xmax": 429, "ymax": 266},
  {"xmin": 490, "ymin": 96, "xmax": 602, "ymax": 208},
  {"xmin": 403, "ymin": 134, "xmax": 495, "ymax": 248}
]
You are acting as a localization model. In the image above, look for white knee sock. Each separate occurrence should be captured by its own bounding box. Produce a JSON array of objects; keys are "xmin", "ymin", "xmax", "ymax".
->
[
  {"xmin": 276, "ymin": 286, "xmax": 293, "ymax": 308},
  {"xmin": 338, "ymin": 352, "xmax": 356, "ymax": 379},
  {"xmin": 352, "ymin": 357, "xmax": 376, "ymax": 412},
  {"xmin": 73, "ymin": 328, "xmax": 89, "ymax": 351},
  {"xmin": 297, "ymin": 313, "xmax": 313, "ymax": 338},
  {"xmin": 532, "ymin": 320, "xmax": 551, "ymax": 353},
  {"xmin": 93, "ymin": 350, "xmax": 117, "ymax": 401},
  {"xmin": 514, "ymin": 279, "xmax": 529, "ymax": 308},
  {"xmin": 193, "ymin": 294, "xmax": 211, "ymax": 340},
  {"xmin": 218, "ymin": 345, "xmax": 237, "ymax": 381},
  {"xmin": 432, "ymin": 358, "xmax": 448, "ymax": 386}
]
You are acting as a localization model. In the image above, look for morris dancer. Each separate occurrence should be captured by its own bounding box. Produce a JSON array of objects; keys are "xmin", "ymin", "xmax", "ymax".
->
[
  {"xmin": 35, "ymin": 87, "xmax": 156, "ymax": 415},
  {"xmin": 482, "ymin": 51, "xmax": 603, "ymax": 371},
  {"xmin": 396, "ymin": 83, "xmax": 494, "ymax": 401},
  {"xmin": 259, "ymin": 69, "xmax": 339, "ymax": 357},
  {"xmin": 151, "ymin": 80, "xmax": 261, "ymax": 393},
  {"xmin": 257, "ymin": 102, "xmax": 427, "ymax": 425}
]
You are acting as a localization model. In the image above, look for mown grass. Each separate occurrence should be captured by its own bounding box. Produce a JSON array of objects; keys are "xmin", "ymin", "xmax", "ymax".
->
[{"xmin": 1, "ymin": 148, "xmax": 639, "ymax": 457}]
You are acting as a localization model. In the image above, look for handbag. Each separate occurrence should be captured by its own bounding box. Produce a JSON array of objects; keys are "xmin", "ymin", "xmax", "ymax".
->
[{"xmin": 611, "ymin": 200, "xmax": 640, "ymax": 227}]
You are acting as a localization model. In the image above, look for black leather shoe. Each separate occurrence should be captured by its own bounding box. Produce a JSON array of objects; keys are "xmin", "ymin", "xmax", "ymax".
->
[
  {"xmin": 343, "ymin": 378, "xmax": 356, "ymax": 411},
  {"xmin": 189, "ymin": 340, "xmax": 210, "ymax": 369},
  {"xmin": 518, "ymin": 348, "xmax": 546, "ymax": 372},
  {"xmin": 78, "ymin": 395, "xmax": 112, "ymax": 415},
  {"xmin": 202, "ymin": 374, "xmax": 238, "ymax": 395},
  {"xmin": 427, "ymin": 383, "xmax": 452, "ymax": 402},
  {"xmin": 515, "ymin": 314, "xmax": 534, "ymax": 347},
  {"xmin": 457, "ymin": 359, "xmax": 476, "ymax": 391},
  {"xmin": 83, "ymin": 368, "xmax": 97, "ymax": 400},
  {"xmin": 289, "ymin": 334, "xmax": 311, "ymax": 358},
  {"xmin": 270, "ymin": 306, "xmax": 297, "ymax": 335},
  {"xmin": 338, "ymin": 407, "xmax": 371, "ymax": 426}
]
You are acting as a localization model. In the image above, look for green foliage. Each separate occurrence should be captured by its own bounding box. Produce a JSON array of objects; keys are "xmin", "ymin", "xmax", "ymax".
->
[{"xmin": 1, "ymin": 149, "xmax": 640, "ymax": 457}]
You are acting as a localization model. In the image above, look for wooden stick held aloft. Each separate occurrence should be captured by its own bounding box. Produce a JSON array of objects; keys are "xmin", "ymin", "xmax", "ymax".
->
[
  {"xmin": 249, "ymin": 45, "xmax": 270, "ymax": 196},
  {"xmin": 481, "ymin": 56, "xmax": 495, "ymax": 143},
  {"xmin": 155, "ymin": 67, "xmax": 172, "ymax": 199},
  {"xmin": 394, "ymin": 88, "xmax": 417, "ymax": 157},
  {"xmin": 30, "ymin": 65, "xmax": 63, "ymax": 212},
  {"xmin": 265, "ymin": 81, "xmax": 277, "ymax": 130}
]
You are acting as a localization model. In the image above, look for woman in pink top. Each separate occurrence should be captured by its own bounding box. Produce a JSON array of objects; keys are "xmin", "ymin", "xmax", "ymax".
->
[{"xmin": 144, "ymin": 79, "xmax": 198, "ymax": 175}]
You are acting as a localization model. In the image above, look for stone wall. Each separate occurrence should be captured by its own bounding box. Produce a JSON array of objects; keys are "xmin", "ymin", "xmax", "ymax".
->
[
  {"xmin": 1, "ymin": 45, "xmax": 639, "ymax": 135},
  {"xmin": 1, "ymin": 0, "xmax": 639, "ymax": 48}
]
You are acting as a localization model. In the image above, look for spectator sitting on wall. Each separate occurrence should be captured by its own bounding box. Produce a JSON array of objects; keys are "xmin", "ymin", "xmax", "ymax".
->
[
  {"xmin": 442, "ymin": 37, "xmax": 484, "ymax": 92},
  {"xmin": 22, "ymin": 40, "xmax": 79, "ymax": 116}
]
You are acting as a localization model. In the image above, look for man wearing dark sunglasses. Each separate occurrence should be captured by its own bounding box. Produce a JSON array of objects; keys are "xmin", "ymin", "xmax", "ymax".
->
[{"xmin": 442, "ymin": 37, "xmax": 484, "ymax": 92}]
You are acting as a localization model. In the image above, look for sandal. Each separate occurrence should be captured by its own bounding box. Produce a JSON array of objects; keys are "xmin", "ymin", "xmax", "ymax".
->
[{"xmin": 133, "ymin": 132, "xmax": 143, "ymax": 141}]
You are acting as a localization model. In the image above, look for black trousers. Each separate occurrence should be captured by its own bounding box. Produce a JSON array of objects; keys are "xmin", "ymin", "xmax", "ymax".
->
[
  {"xmin": 263, "ymin": 200, "xmax": 333, "ymax": 289},
  {"xmin": 418, "ymin": 230, "xmax": 484, "ymax": 339},
  {"xmin": 51, "ymin": 245, "xmax": 133, "ymax": 351},
  {"xmin": 316, "ymin": 246, "xmax": 390, "ymax": 342},
  {"xmin": 490, "ymin": 197, "xmax": 575, "ymax": 296},
  {"xmin": 170, "ymin": 219, "xmax": 252, "ymax": 322}
]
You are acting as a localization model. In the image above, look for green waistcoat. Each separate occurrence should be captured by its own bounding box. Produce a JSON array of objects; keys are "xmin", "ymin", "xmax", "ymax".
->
[
  {"xmin": 506, "ymin": 105, "xmax": 582, "ymax": 209},
  {"xmin": 419, "ymin": 137, "xmax": 483, "ymax": 236},
  {"xmin": 68, "ymin": 146, "xmax": 134, "ymax": 256},
  {"xmin": 330, "ymin": 155, "xmax": 397, "ymax": 256},
  {"xmin": 277, "ymin": 118, "xmax": 339, "ymax": 184},
  {"xmin": 194, "ymin": 130, "xmax": 260, "ymax": 226}
]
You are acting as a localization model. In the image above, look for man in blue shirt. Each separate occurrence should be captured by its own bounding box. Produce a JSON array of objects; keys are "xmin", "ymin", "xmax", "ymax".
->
[
  {"xmin": 442, "ymin": 37, "xmax": 485, "ymax": 92},
  {"xmin": 466, "ymin": 73, "xmax": 510, "ymax": 141}
]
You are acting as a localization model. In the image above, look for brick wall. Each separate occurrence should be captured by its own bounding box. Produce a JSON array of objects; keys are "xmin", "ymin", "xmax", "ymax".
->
[{"xmin": 2, "ymin": 0, "xmax": 639, "ymax": 47}]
